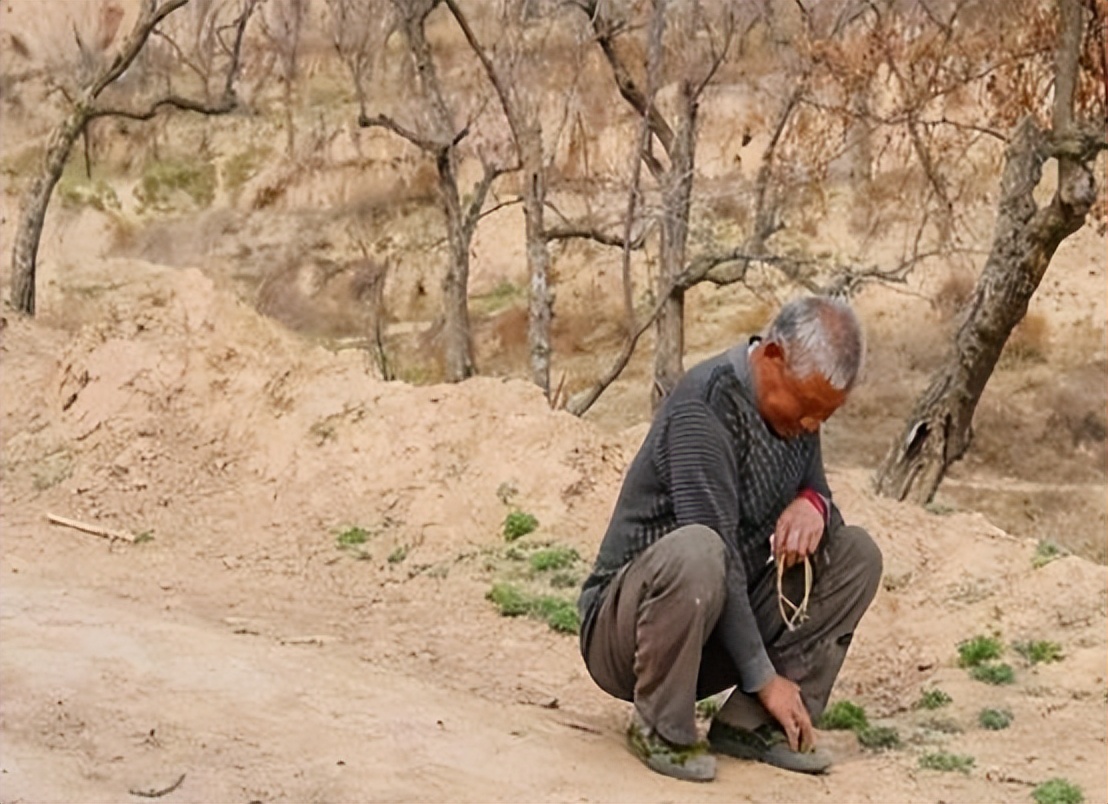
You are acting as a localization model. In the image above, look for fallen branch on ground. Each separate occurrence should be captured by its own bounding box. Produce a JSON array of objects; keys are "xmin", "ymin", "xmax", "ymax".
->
[{"xmin": 46, "ymin": 513, "xmax": 135, "ymax": 543}]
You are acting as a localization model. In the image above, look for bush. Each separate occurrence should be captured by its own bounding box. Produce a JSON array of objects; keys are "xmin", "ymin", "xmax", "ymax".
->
[
  {"xmin": 919, "ymin": 751, "xmax": 975, "ymax": 774},
  {"xmin": 917, "ymin": 688, "xmax": 952, "ymax": 710},
  {"xmin": 958, "ymin": 635, "xmax": 1003, "ymax": 667},
  {"xmin": 978, "ymin": 708, "xmax": 1013, "ymax": 730},
  {"xmin": 818, "ymin": 700, "xmax": 868, "ymax": 731},
  {"xmin": 529, "ymin": 546, "xmax": 579, "ymax": 572},
  {"xmin": 1013, "ymin": 640, "xmax": 1063, "ymax": 665},
  {"xmin": 485, "ymin": 583, "xmax": 579, "ymax": 634},
  {"xmin": 503, "ymin": 511, "xmax": 539, "ymax": 541},
  {"xmin": 857, "ymin": 726, "xmax": 900, "ymax": 750},
  {"xmin": 336, "ymin": 526, "xmax": 371, "ymax": 547},
  {"xmin": 970, "ymin": 663, "xmax": 1015, "ymax": 685},
  {"xmin": 1032, "ymin": 779, "xmax": 1084, "ymax": 804}
]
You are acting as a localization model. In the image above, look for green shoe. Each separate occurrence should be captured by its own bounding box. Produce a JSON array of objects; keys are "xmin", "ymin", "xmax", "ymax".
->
[
  {"xmin": 626, "ymin": 712, "xmax": 716, "ymax": 782},
  {"xmin": 707, "ymin": 720, "xmax": 833, "ymax": 774}
]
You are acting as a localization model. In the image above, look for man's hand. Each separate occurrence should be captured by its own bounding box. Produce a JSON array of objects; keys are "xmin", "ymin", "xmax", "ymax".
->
[
  {"xmin": 757, "ymin": 674, "xmax": 815, "ymax": 752},
  {"xmin": 773, "ymin": 496, "xmax": 824, "ymax": 569}
]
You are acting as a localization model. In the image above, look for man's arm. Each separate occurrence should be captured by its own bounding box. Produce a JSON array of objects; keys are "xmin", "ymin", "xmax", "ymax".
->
[{"xmin": 662, "ymin": 401, "xmax": 775, "ymax": 694}]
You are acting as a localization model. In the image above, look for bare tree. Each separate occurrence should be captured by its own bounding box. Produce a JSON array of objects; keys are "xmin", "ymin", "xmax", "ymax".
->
[
  {"xmin": 258, "ymin": 0, "xmax": 308, "ymax": 157},
  {"xmin": 8, "ymin": 0, "xmax": 257, "ymax": 316},
  {"xmin": 443, "ymin": 0, "xmax": 557, "ymax": 397},
  {"xmin": 357, "ymin": 0, "xmax": 512, "ymax": 382},
  {"xmin": 580, "ymin": 0, "xmax": 734, "ymax": 406},
  {"xmin": 874, "ymin": 0, "xmax": 1106, "ymax": 503}
]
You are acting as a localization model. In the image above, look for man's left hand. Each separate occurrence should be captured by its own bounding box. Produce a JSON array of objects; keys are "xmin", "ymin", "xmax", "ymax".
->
[{"xmin": 773, "ymin": 497, "xmax": 824, "ymax": 569}]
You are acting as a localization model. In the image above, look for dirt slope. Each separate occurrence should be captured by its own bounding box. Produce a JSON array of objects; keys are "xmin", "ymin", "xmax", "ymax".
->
[{"xmin": 1, "ymin": 264, "xmax": 1105, "ymax": 804}]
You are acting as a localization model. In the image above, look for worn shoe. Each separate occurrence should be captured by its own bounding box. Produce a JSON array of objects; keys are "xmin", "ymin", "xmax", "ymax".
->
[
  {"xmin": 707, "ymin": 720, "xmax": 833, "ymax": 774},
  {"xmin": 626, "ymin": 712, "xmax": 716, "ymax": 782}
]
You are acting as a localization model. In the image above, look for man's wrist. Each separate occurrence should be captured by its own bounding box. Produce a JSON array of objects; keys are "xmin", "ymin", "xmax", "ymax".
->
[{"xmin": 797, "ymin": 488, "xmax": 827, "ymax": 522}]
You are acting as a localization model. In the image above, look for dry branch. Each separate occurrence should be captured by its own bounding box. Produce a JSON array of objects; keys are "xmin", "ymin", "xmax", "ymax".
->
[{"xmin": 47, "ymin": 513, "xmax": 135, "ymax": 544}]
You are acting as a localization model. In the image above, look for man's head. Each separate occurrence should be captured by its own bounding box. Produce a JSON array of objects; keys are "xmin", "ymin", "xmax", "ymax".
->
[{"xmin": 749, "ymin": 296, "xmax": 865, "ymax": 438}]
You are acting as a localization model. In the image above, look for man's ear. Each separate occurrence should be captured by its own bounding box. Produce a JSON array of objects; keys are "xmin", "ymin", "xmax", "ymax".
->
[{"xmin": 762, "ymin": 341, "xmax": 786, "ymax": 364}]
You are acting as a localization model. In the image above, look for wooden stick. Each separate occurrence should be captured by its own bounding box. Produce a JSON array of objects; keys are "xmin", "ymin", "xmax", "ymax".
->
[{"xmin": 47, "ymin": 513, "xmax": 135, "ymax": 543}]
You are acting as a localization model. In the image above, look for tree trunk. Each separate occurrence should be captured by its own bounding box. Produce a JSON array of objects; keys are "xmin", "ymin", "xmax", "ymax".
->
[
  {"xmin": 651, "ymin": 84, "xmax": 696, "ymax": 406},
  {"xmin": 10, "ymin": 107, "xmax": 89, "ymax": 314},
  {"xmin": 873, "ymin": 116, "xmax": 1096, "ymax": 502},
  {"xmin": 436, "ymin": 149, "xmax": 476, "ymax": 382},
  {"xmin": 520, "ymin": 128, "xmax": 552, "ymax": 396}
]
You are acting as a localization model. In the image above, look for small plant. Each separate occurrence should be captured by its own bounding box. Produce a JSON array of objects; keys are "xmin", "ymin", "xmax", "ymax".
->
[
  {"xmin": 387, "ymin": 545, "xmax": 409, "ymax": 564},
  {"xmin": 485, "ymin": 583, "xmax": 579, "ymax": 634},
  {"xmin": 857, "ymin": 725, "xmax": 901, "ymax": 750},
  {"xmin": 549, "ymin": 571, "xmax": 582, "ymax": 589},
  {"xmin": 336, "ymin": 526, "xmax": 371, "ymax": 548},
  {"xmin": 503, "ymin": 511, "xmax": 539, "ymax": 541},
  {"xmin": 958, "ymin": 635, "xmax": 1003, "ymax": 667},
  {"xmin": 919, "ymin": 751, "xmax": 975, "ymax": 774},
  {"xmin": 1032, "ymin": 540, "xmax": 1066, "ymax": 569},
  {"xmin": 529, "ymin": 546, "xmax": 579, "ymax": 572},
  {"xmin": 921, "ymin": 717, "xmax": 963, "ymax": 735},
  {"xmin": 1032, "ymin": 778, "xmax": 1084, "ymax": 804},
  {"xmin": 696, "ymin": 696, "xmax": 723, "ymax": 719},
  {"xmin": 818, "ymin": 700, "xmax": 868, "ymax": 731},
  {"xmin": 917, "ymin": 688, "xmax": 953, "ymax": 710},
  {"xmin": 978, "ymin": 708, "xmax": 1013, "ymax": 730},
  {"xmin": 133, "ymin": 530, "xmax": 155, "ymax": 544},
  {"xmin": 970, "ymin": 663, "xmax": 1015, "ymax": 685},
  {"xmin": 1012, "ymin": 640, "xmax": 1063, "ymax": 665}
]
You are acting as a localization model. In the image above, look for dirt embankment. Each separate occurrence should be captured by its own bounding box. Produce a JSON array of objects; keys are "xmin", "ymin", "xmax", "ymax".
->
[{"xmin": 1, "ymin": 266, "xmax": 1105, "ymax": 803}]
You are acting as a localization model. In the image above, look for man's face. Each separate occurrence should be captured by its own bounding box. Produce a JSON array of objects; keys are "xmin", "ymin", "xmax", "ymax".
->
[{"xmin": 753, "ymin": 343, "xmax": 848, "ymax": 438}]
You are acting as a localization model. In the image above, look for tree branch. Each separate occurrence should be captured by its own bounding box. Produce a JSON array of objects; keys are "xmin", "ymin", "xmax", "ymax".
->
[
  {"xmin": 544, "ymin": 225, "xmax": 648, "ymax": 249},
  {"xmin": 357, "ymin": 112, "xmax": 450, "ymax": 153},
  {"xmin": 90, "ymin": 0, "xmax": 190, "ymax": 98}
]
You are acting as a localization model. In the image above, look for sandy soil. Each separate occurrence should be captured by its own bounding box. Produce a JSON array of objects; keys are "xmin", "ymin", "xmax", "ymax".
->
[{"xmin": 1, "ymin": 266, "xmax": 1105, "ymax": 804}]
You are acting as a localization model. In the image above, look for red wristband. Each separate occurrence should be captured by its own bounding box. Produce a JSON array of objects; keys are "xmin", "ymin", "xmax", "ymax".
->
[{"xmin": 798, "ymin": 488, "xmax": 827, "ymax": 520}]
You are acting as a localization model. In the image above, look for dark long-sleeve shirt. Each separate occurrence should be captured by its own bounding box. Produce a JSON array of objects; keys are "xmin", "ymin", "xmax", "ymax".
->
[{"xmin": 578, "ymin": 340, "xmax": 832, "ymax": 693}]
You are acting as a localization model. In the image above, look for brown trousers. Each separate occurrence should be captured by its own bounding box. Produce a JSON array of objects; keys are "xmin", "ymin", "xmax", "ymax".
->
[{"xmin": 582, "ymin": 520, "xmax": 882, "ymax": 746}]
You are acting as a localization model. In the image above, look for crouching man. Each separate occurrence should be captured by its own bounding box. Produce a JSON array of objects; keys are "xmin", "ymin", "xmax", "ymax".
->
[{"xmin": 577, "ymin": 295, "xmax": 882, "ymax": 782}]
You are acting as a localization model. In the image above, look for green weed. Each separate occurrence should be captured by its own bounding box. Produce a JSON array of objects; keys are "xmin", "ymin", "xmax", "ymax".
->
[
  {"xmin": 978, "ymin": 708, "xmax": 1013, "ymax": 730},
  {"xmin": 529, "ymin": 546, "xmax": 579, "ymax": 572},
  {"xmin": 473, "ymin": 280, "xmax": 525, "ymax": 315},
  {"xmin": 970, "ymin": 663, "xmax": 1015, "ymax": 685},
  {"xmin": 917, "ymin": 688, "xmax": 952, "ymax": 710},
  {"xmin": 857, "ymin": 726, "xmax": 901, "ymax": 750},
  {"xmin": 957, "ymin": 635, "xmax": 1003, "ymax": 667},
  {"xmin": 503, "ymin": 511, "xmax": 539, "ymax": 541},
  {"xmin": 919, "ymin": 751, "xmax": 975, "ymax": 774},
  {"xmin": 336, "ymin": 525, "xmax": 371, "ymax": 548},
  {"xmin": 1012, "ymin": 640, "xmax": 1063, "ymax": 665},
  {"xmin": 485, "ymin": 582, "xmax": 579, "ymax": 634},
  {"xmin": 1032, "ymin": 779, "xmax": 1084, "ymax": 804},
  {"xmin": 388, "ymin": 545, "xmax": 409, "ymax": 564},
  {"xmin": 549, "ymin": 571, "xmax": 582, "ymax": 589},
  {"xmin": 133, "ymin": 530, "xmax": 155, "ymax": 544},
  {"xmin": 1032, "ymin": 540, "xmax": 1066, "ymax": 569},
  {"xmin": 818, "ymin": 700, "xmax": 868, "ymax": 731}
]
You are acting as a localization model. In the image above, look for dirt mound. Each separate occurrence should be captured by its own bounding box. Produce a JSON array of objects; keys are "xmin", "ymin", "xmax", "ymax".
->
[{"xmin": 1, "ymin": 264, "xmax": 1105, "ymax": 803}]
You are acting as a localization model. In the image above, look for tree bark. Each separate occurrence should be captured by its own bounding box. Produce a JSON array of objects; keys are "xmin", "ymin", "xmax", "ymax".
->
[
  {"xmin": 652, "ymin": 82, "xmax": 696, "ymax": 406},
  {"xmin": 10, "ymin": 108, "xmax": 88, "ymax": 314},
  {"xmin": 521, "ymin": 132, "xmax": 552, "ymax": 393}
]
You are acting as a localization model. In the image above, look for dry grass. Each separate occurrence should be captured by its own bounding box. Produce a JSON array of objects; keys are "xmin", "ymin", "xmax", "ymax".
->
[{"xmin": 1000, "ymin": 312, "xmax": 1050, "ymax": 366}]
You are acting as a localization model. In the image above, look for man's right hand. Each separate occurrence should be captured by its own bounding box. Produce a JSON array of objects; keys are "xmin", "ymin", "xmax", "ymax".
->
[{"xmin": 756, "ymin": 674, "xmax": 815, "ymax": 752}]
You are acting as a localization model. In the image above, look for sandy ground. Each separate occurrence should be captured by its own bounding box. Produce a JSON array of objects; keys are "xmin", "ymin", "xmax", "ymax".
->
[{"xmin": 1, "ymin": 267, "xmax": 1105, "ymax": 803}]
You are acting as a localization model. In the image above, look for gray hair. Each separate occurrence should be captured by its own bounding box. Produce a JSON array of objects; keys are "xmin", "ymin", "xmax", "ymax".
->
[{"xmin": 763, "ymin": 296, "xmax": 865, "ymax": 390}]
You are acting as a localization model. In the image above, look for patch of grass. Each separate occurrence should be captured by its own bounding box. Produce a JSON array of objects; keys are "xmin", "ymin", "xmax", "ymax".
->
[
  {"xmin": 919, "ymin": 751, "xmax": 975, "ymax": 774},
  {"xmin": 857, "ymin": 725, "xmax": 901, "ymax": 750},
  {"xmin": 387, "ymin": 545, "xmax": 409, "ymax": 564},
  {"xmin": 133, "ymin": 530, "xmax": 155, "ymax": 544},
  {"xmin": 1012, "ymin": 640, "xmax": 1063, "ymax": 665},
  {"xmin": 978, "ymin": 707, "xmax": 1013, "ymax": 730},
  {"xmin": 924, "ymin": 501, "xmax": 956, "ymax": 515},
  {"xmin": 1032, "ymin": 539, "xmax": 1066, "ymax": 569},
  {"xmin": 473, "ymin": 280, "xmax": 525, "ymax": 315},
  {"xmin": 503, "ymin": 510, "xmax": 539, "ymax": 541},
  {"xmin": 57, "ymin": 176, "xmax": 121, "ymax": 212},
  {"xmin": 696, "ymin": 695, "xmax": 723, "ymax": 719},
  {"xmin": 917, "ymin": 688, "xmax": 952, "ymax": 710},
  {"xmin": 957, "ymin": 635, "xmax": 1003, "ymax": 667},
  {"xmin": 970, "ymin": 662, "xmax": 1015, "ymax": 685},
  {"xmin": 1032, "ymin": 779, "xmax": 1084, "ymax": 804},
  {"xmin": 136, "ymin": 158, "xmax": 216, "ymax": 210},
  {"xmin": 549, "ymin": 571, "xmax": 582, "ymax": 589},
  {"xmin": 222, "ymin": 144, "xmax": 271, "ymax": 197},
  {"xmin": 486, "ymin": 582, "xmax": 579, "ymax": 634},
  {"xmin": 818, "ymin": 700, "xmax": 868, "ymax": 731},
  {"xmin": 920, "ymin": 717, "xmax": 963, "ymax": 734},
  {"xmin": 336, "ymin": 525, "xmax": 371, "ymax": 548},
  {"xmin": 529, "ymin": 546, "xmax": 579, "ymax": 572}
]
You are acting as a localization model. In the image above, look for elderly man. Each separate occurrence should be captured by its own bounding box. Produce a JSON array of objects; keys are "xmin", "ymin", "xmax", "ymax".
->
[{"xmin": 577, "ymin": 295, "xmax": 881, "ymax": 782}]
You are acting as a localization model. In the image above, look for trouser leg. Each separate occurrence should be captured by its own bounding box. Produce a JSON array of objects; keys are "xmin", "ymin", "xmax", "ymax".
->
[
  {"xmin": 582, "ymin": 525, "xmax": 727, "ymax": 746},
  {"xmin": 712, "ymin": 522, "xmax": 883, "ymax": 730}
]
